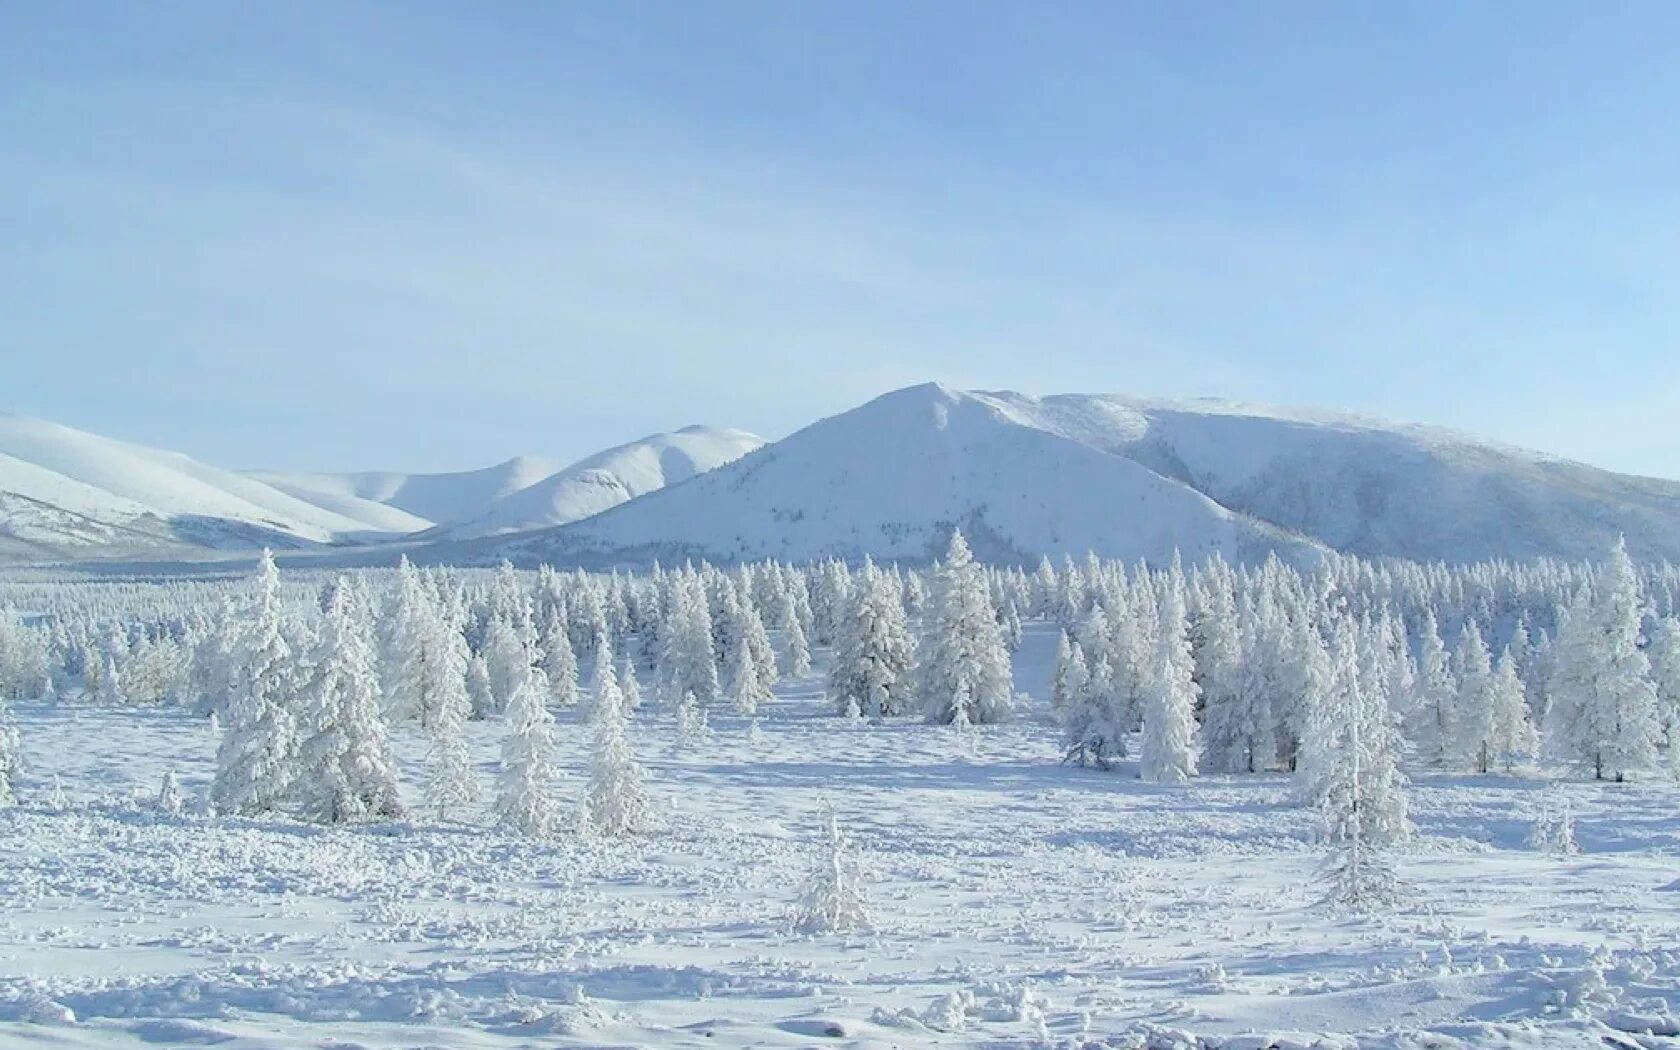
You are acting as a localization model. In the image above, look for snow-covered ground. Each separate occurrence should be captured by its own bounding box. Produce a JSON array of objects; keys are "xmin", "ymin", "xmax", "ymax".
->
[{"xmin": 3, "ymin": 626, "xmax": 1678, "ymax": 1049}]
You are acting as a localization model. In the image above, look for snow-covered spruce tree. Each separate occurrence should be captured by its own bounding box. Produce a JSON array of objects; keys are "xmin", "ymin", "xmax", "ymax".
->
[
  {"xmin": 0, "ymin": 609, "xmax": 49, "ymax": 701},
  {"xmin": 1192, "ymin": 576, "xmax": 1252, "ymax": 774},
  {"xmin": 0, "ymin": 689, "xmax": 19, "ymax": 807},
  {"xmin": 211, "ymin": 550, "xmax": 301, "ymax": 817},
  {"xmin": 673, "ymin": 688, "xmax": 708, "ymax": 748},
  {"xmin": 1547, "ymin": 540, "xmax": 1662, "ymax": 781},
  {"xmin": 661, "ymin": 572, "xmax": 720, "ymax": 708},
  {"xmin": 465, "ymin": 653, "xmax": 495, "ymax": 719},
  {"xmin": 1529, "ymin": 784, "xmax": 1579, "ymax": 855},
  {"xmin": 295, "ymin": 578, "xmax": 402, "ymax": 824},
  {"xmin": 584, "ymin": 641, "xmax": 649, "ymax": 837},
  {"xmin": 494, "ymin": 665, "xmax": 560, "ymax": 838},
  {"xmin": 779, "ymin": 594, "xmax": 813, "ymax": 678},
  {"xmin": 827, "ymin": 565, "xmax": 913, "ymax": 718},
  {"xmin": 96, "ymin": 651, "xmax": 124, "ymax": 706},
  {"xmin": 157, "ymin": 769, "xmax": 183, "ymax": 816},
  {"xmin": 916, "ymin": 531, "xmax": 1014, "ymax": 725},
  {"xmin": 1309, "ymin": 621, "xmax": 1411, "ymax": 910},
  {"xmin": 796, "ymin": 805, "xmax": 870, "ymax": 933},
  {"xmin": 1139, "ymin": 584, "xmax": 1200, "ymax": 784},
  {"xmin": 1050, "ymin": 630, "xmax": 1078, "ymax": 714},
  {"xmin": 1453, "ymin": 620, "xmax": 1498, "ymax": 774},
  {"xmin": 1646, "ymin": 616, "xmax": 1680, "ymax": 773},
  {"xmin": 1228, "ymin": 590, "xmax": 1282, "ymax": 773},
  {"xmin": 539, "ymin": 607, "xmax": 579, "ymax": 711},
  {"xmin": 1062, "ymin": 649, "xmax": 1129, "ymax": 768},
  {"xmin": 480, "ymin": 614, "xmax": 531, "ymax": 717},
  {"xmin": 725, "ymin": 615, "xmax": 773, "ymax": 717},
  {"xmin": 422, "ymin": 610, "xmax": 481, "ymax": 822},
  {"xmin": 620, "ymin": 654, "xmax": 644, "ymax": 713},
  {"xmin": 1411, "ymin": 609, "xmax": 1461, "ymax": 769},
  {"xmin": 1485, "ymin": 650, "xmax": 1539, "ymax": 773}
]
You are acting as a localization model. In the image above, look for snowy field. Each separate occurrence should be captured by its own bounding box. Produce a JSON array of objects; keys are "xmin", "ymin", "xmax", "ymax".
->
[{"xmin": 3, "ymin": 625, "xmax": 1678, "ymax": 1050}]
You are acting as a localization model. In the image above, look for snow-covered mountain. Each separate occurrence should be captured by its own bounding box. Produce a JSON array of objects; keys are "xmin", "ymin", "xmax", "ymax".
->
[
  {"xmin": 0, "ymin": 414, "xmax": 763, "ymax": 564},
  {"xmin": 252, "ymin": 426, "xmax": 763, "ymax": 539},
  {"xmin": 432, "ymin": 426, "xmax": 766, "ymax": 539},
  {"xmin": 247, "ymin": 456, "xmax": 567, "ymax": 535},
  {"xmin": 452, "ymin": 383, "xmax": 1680, "ymax": 568},
  {"xmin": 0, "ymin": 414, "xmax": 393, "ymax": 562}
]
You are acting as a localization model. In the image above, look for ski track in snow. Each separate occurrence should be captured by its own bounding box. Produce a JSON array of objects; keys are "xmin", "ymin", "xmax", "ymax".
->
[{"xmin": 2, "ymin": 626, "xmax": 1678, "ymax": 1049}]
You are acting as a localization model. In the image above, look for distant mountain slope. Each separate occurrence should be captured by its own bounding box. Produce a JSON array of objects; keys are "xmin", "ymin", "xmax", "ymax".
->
[
  {"xmin": 248, "ymin": 456, "xmax": 565, "ymax": 534},
  {"xmin": 978, "ymin": 391, "xmax": 1680, "ymax": 564},
  {"xmin": 435, "ymin": 426, "xmax": 765, "ymax": 539},
  {"xmin": 0, "ymin": 413, "xmax": 762, "ymax": 565},
  {"xmin": 449, "ymin": 383, "xmax": 1680, "ymax": 568},
  {"xmin": 253, "ymin": 427, "xmax": 763, "ymax": 539},
  {"xmin": 0, "ymin": 414, "xmax": 391, "ymax": 559},
  {"xmin": 453, "ymin": 384, "xmax": 1324, "ymax": 568}
]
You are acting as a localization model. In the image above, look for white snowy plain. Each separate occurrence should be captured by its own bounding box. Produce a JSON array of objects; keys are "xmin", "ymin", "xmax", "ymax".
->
[{"xmin": 3, "ymin": 625, "xmax": 1679, "ymax": 1049}]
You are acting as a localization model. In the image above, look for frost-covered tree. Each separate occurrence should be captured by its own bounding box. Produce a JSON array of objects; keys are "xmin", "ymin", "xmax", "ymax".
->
[
  {"xmin": 423, "ymin": 618, "xmax": 480, "ymax": 821},
  {"xmin": 295, "ymin": 578, "xmax": 403, "ymax": 824},
  {"xmin": 1139, "ymin": 585, "xmax": 1199, "ymax": 784},
  {"xmin": 661, "ymin": 573, "xmax": 719, "ymax": 708},
  {"xmin": 0, "ymin": 610, "xmax": 49, "ymax": 701},
  {"xmin": 828, "ymin": 566, "xmax": 913, "ymax": 718},
  {"xmin": 96, "ymin": 651, "xmax": 124, "ymax": 706},
  {"xmin": 480, "ymin": 615, "xmax": 531, "ymax": 717},
  {"xmin": 1529, "ymin": 785, "xmax": 1579, "ymax": 855},
  {"xmin": 1484, "ymin": 650, "xmax": 1538, "ymax": 773},
  {"xmin": 1411, "ymin": 609, "xmax": 1460, "ymax": 768},
  {"xmin": 1646, "ymin": 616, "xmax": 1680, "ymax": 772},
  {"xmin": 1050, "ymin": 630, "xmax": 1078, "ymax": 714},
  {"xmin": 465, "ymin": 653, "xmax": 494, "ymax": 719},
  {"xmin": 494, "ymin": 665, "xmax": 560, "ymax": 838},
  {"xmin": 211, "ymin": 551, "xmax": 301, "ymax": 816},
  {"xmin": 795, "ymin": 805, "xmax": 869, "ymax": 933},
  {"xmin": 0, "ymin": 691, "xmax": 19, "ymax": 807},
  {"xmin": 1307, "ymin": 622, "xmax": 1411, "ymax": 910},
  {"xmin": 584, "ymin": 642, "xmax": 649, "ymax": 836},
  {"xmin": 538, "ymin": 609, "xmax": 579, "ymax": 710},
  {"xmin": 157, "ymin": 769, "xmax": 183, "ymax": 816},
  {"xmin": 1192, "ymin": 579, "xmax": 1251, "ymax": 774},
  {"xmin": 916, "ymin": 531, "xmax": 1014, "ymax": 725},
  {"xmin": 673, "ymin": 688, "xmax": 708, "ymax": 749},
  {"xmin": 1547, "ymin": 540, "xmax": 1662, "ymax": 781},
  {"xmin": 725, "ymin": 617, "xmax": 773, "ymax": 716},
  {"xmin": 1453, "ymin": 620, "xmax": 1497, "ymax": 773},
  {"xmin": 620, "ymin": 654, "xmax": 644, "ymax": 713},
  {"xmin": 1063, "ymin": 649, "xmax": 1130, "ymax": 768},
  {"xmin": 779, "ymin": 596, "xmax": 812, "ymax": 678}
]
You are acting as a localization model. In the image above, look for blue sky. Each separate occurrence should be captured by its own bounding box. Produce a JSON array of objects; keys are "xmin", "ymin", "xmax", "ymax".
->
[{"xmin": 4, "ymin": 2, "xmax": 1678, "ymax": 477}]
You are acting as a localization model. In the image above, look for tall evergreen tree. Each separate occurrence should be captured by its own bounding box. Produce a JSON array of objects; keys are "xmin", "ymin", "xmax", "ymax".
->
[
  {"xmin": 916, "ymin": 531, "xmax": 1014, "ymax": 725},
  {"xmin": 494, "ymin": 665, "xmax": 560, "ymax": 838},
  {"xmin": 295, "ymin": 578, "xmax": 402, "ymax": 823},
  {"xmin": 1547, "ymin": 540, "xmax": 1661, "ymax": 781},
  {"xmin": 211, "ymin": 550, "xmax": 300, "ymax": 816},
  {"xmin": 584, "ymin": 641, "xmax": 649, "ymax": 836},
  {"xmin": 1139, "ymin": 584, "xmax": 1199, "ymax": 784},
  {"xmin": 827, "ymin": 566, "xmax": 913, "ymax": 718}
]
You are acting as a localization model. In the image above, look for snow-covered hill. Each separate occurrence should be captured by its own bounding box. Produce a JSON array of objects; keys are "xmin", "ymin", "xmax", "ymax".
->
[
  {"xmin": 248, "ymin": 456, "xmax": 566, "ymax": 535},
  {"xmin": 455, "ymin": 383, "xmax": 1680, "ymax": 568},
  {"xmin": 0, "ymin": 415, "xmax": 390, "ymax": 561},
  {"xmin": 252, "ymin": 427, "xmax": 763, "ymax": 539},
  {"xmin": 433, "ymin": 426, "xmax": 765, "ymax": 539},
  {"xmin": 0, "ymin": 414, "xmax": 763, "ymax": 564}
]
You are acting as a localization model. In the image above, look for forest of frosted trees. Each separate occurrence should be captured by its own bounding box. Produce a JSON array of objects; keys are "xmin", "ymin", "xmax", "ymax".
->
[{"xmin": 2, "ymin": 532, "xmax": 1679, "ymax": 905}]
